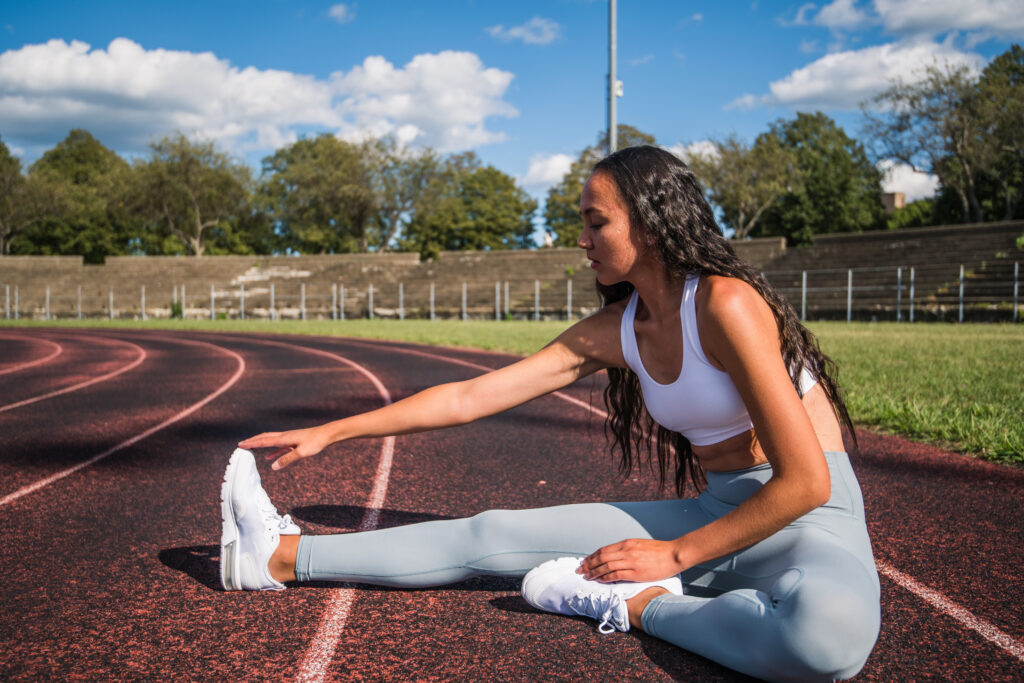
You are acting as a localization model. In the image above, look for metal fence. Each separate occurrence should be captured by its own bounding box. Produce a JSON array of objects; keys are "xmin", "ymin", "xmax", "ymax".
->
[{"xmin": 2, "ymin": 261, "xmax": 1020, "ymax": 323}]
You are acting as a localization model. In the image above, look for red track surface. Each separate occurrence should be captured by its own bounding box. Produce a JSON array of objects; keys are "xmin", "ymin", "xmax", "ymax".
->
[{"xmin": 0, "ymin": 328, "xmax": 1021, "ymax": 681}]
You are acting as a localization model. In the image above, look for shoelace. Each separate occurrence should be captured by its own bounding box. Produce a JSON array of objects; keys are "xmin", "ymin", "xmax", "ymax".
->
[
  {"xmin": 254, "ymin": 486, "xmax": 293, "ymax": 531},
  {"xmin": 568, "ymin": 591, "xmax": 623, "ymax": 635}
]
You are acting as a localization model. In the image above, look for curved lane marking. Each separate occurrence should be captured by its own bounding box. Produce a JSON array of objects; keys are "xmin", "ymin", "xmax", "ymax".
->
[
  {"xmin": 0, "ymin": 338, "xmax": 147, "ymax": 414},
  {"xmin": 0, "ymin": 334, "xmax": 245, "ymax": 508},
  {"xmin": 0, "ymin": 335, "xmax": 63, "ymax": 376},
  {"xmin": 331, "ymin": 337, "xmax": 1024, "ymax": 664},
  {"xmin": 213, "ymin": 335, "xmax": 395, "ymax": 683}
]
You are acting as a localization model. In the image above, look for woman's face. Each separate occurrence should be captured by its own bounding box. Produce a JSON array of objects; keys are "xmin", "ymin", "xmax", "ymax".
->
[{"xmin": 578, "ymin": 171, "xmax": 648, "ymax": 285}]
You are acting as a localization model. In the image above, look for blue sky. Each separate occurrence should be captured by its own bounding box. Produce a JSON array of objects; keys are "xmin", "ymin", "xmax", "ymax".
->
[{"xmin": 2, "ymin": 0, "xmax": 1022, "ymax": 215}]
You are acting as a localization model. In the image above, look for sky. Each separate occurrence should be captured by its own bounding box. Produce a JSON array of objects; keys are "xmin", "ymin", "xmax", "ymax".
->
[{"xmin": 2, "ymin": 0, "xmax": 1023, "ymax": 227}]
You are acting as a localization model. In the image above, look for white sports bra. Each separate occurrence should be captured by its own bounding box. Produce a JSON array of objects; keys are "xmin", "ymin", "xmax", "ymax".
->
[{"xmin": 619, "ymin": 274, "xmax": 816, "ymax": 446}]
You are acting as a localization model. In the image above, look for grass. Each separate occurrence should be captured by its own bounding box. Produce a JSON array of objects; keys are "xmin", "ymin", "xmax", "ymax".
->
[{"xmin": 5, "ymin": 317, "xmax": 1022, "ymax": 464}]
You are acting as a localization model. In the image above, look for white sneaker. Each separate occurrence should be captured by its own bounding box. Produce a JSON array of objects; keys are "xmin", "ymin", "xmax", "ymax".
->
[
  {"xmin": 220, "ymin": 448, "xmax": 300, "ymax": 591},
  {"xmin": 521, "ymin": 557, "xmax": 683, "ymax": 634}
]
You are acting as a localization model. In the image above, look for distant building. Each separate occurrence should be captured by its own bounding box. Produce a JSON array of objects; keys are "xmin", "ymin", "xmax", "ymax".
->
[{"xmin": 881, "ymin": 192, "xmax": 906, "ymax": 214}]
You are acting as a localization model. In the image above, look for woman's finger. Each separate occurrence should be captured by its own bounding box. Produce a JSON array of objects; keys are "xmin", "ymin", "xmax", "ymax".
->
[
  {"xmin": 271, "ymin": 449, "xmax": 300, "ymax": 470},
  {"xmin": 264, "ymin": 446, "xmax": 293, "ymax": 461},
  {"xmin": 238, "ymin": 432, "xmax": 282, "ymax": 448}
]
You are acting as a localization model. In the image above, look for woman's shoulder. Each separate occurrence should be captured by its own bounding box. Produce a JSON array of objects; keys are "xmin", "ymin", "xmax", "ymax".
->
[
  {"xmin": 697, "ymin": 274, "xmax": 769, "ymax": 317},
  {"xmin": 554, "ymin": 296, "xmax": 631, "ymax": 369}
]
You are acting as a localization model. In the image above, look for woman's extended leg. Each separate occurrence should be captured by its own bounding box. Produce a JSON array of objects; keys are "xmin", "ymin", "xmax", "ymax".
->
[{"xmin": 292, "ymin": 498, "xmax": 713, "ymax": 586}]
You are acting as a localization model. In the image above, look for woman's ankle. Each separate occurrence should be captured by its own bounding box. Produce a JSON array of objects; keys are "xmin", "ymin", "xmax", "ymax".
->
[
  {"xmin": 269, "ymin": 534, "xmax": 300, "ymax": 583},
  {"xmin": 626, "ymin": 587, "xmax": 669, "ymax": 631}
]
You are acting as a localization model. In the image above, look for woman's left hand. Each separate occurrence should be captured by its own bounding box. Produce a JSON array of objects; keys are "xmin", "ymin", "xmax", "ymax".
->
[{"xmin": 578, "ymin": 538, "xmax": 683, "ymax": 583}]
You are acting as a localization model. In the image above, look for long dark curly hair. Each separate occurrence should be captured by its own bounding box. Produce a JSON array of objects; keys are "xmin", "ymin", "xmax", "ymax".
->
[{"xmin": 593, "ymin": 145, "xmax": 855, "ymax": 496}]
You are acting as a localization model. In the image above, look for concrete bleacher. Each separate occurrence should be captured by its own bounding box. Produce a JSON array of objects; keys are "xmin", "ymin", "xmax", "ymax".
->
[{"xmin": 0, "ymin": 225, "xmax": 1019, "ymax": 321}]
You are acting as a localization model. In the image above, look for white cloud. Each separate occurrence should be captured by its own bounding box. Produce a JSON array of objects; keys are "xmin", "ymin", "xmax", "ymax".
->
[
  {"xmin": 486, "ymin": 17, "xmax": 561, "ymax": 45},
  {"xmin": 0, "ymin": 39, "xmax": 517, "ymax": 158},
  {"xmin": 728, "ymin": 39, "xmax": 985, "ymax": 111},
  {"xmin": 874, "ymin": 0, "xmax": 1024, "ymax": 39},
  {"xmin": 666, "ymin": 140, "xmax": 718, "ymax": 163},
  {"xmin": 877, "ymin": 158, "xmax": 938, "ymax": 201},
  {"xmin": 815, "ymin": 0, "xmax": 871, "ymax": 30},
  {"xmin": 800, "ymin": 39, "xmax": 819, "ymax": 53},
  {"xmin": 630, "ymin": 54, "xmax": 654, "ymax": 66},
  {"xmin": 522, "ymin": 152, "xmax": 573, "ymax": 190},
  {"xmin": 328, "ymin": 3, "xmax": 356, "ymax": 25},
  {"xmin": 692, "ymin": 13, "xmax": 704, "ymax": 23}
]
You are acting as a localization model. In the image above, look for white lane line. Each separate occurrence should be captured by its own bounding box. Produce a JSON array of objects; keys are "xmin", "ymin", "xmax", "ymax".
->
[
  {"xmin": 0, "ymin": 335, "xmax": 63, "ymax": 375},
  {"xmin": 876, "ymin": 560, "xmax": 1024, "ymax": 662},
  {"xmin": 336, "ymin": 338, "xmax": 1024, "ymax": 663},
  {"xmin": 216, "ymin": 336, "xmax": 395, "ymax": 683},
  {"xmin": 0, "ymin": 338, "xmax": 147, "ymax": 414},
  {"xmin": 0, "ymin": 335, "xmax": 245, "ymax": 508}
]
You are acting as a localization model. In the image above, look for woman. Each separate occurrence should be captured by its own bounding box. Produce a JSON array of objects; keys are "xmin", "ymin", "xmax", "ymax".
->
[{"xmin": 221, "ymin": 145, "xmax": 880, "ymax": 682}]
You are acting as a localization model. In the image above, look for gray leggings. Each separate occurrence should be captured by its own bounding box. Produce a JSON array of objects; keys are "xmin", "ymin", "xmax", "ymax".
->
[{"xmin": 296, "ymin": 452, "xmax": 880, "ymax": 682}]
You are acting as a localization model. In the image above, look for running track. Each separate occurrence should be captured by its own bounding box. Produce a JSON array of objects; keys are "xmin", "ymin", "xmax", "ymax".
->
[{"xmin": 0, "ymin": 328, "xmax": 1021, "ymax": 681}]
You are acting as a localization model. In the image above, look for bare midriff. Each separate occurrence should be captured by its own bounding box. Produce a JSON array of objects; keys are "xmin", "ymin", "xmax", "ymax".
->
[{"xmin": 695, "ymin": 384, "xmax": 845, "ymax": 473}]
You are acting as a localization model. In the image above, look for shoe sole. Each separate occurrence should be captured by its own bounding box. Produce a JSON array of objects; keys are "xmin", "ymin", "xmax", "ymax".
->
[{"xmin": 219, "ymin": 450, "xmax": 246, "ymax": 591}]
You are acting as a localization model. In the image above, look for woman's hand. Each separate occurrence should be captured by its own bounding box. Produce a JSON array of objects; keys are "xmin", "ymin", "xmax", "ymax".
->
[
  {"xmin": 578, "ymin": 538, "xmax": 684, "ymax": 583},
  {"xmin": 238, "ymin": 426, "xmax": 333, "ymax": 470}
]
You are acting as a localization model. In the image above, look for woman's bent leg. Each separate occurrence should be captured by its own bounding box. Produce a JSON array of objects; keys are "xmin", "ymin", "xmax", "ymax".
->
[{"xmin": 295, "ymin": 499, "xmax": 710, "ymax": 587}]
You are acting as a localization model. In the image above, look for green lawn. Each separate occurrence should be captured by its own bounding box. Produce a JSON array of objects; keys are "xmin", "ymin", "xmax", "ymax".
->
[{"xmin": 5, "ymin": 318, "xmax": 1022, "ymax": 464}]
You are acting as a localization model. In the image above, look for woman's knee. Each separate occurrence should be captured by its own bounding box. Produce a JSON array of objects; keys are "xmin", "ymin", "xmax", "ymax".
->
[{"xmin": 775, "ymin": 576, "xmax": 880, "ymax": 680}]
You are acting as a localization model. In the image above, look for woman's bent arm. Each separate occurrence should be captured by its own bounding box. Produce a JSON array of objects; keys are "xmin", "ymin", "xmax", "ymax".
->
[{"xmin": 240, "ymin": 306, "xmax": 624, "ymax": 470}]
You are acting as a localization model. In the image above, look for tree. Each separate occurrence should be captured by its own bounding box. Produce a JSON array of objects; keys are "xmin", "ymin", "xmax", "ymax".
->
[
  {"xmin": 402, "ymin": 153, "xmax": 537, "ymax": 260},
  {"xmin": 365, "ymin": 137, "xmax": 442, "ymax": 251},
  {"xmin": 686, "ymin": 132, "xmax": 802, "ymax": 239},
  {"xmin": 18, "ymin": 130, "xmax": 133, "ymax": 263},
  {"xmin": 974, "ymin": 45, "xmax": 1024, "ymax": 220},
  {"xmin": 132, "ymin": 134, "xmax": 252, "ymax": 256},
  {"xmin": 261, "ymin": 134, "xmax": 375, "ymax": 253},
  {"xmin": 863, "ymin": 62, "xmax": 991, "ymax": 223},
  {"xmin": 0, "ymin": 138, "xmax": 58, "ymax": 256},
  {"xmin": 544, "ymin": 125, "xmax": 656, "ymax": 247},
  {"xmin": 757, "ymin": 112, "xmax": 885, "ymax": 243}
]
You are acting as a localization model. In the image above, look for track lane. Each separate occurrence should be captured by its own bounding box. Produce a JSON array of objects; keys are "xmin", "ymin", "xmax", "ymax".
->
[{"xmin": 0, "ymin": 334, "xmax": 63, "ymax": 375}]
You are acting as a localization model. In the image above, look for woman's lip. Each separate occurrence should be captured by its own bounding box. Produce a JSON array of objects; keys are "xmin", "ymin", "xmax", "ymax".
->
[{"xmin": 589, "ymin": 260, "xmax": 598, "ymax": 268}]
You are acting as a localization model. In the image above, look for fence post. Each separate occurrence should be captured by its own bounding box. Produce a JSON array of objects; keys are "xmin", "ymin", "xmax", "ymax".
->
[
  {"xmin": 78, "ymin": 286, "xmax": 81, "ymax": 320},
  {"xmin": 959, "ymin": 264, "xmax": 964, "ymax": 323},
  {"xmin": 45, "ymin": 287, "xmax": 50, "ymax": 321},
  {"xmin": 182, "ymin": 285, "xmax": 186, "ymax": 320},
  {"xmin": 909, "ymin": 267, "xmax": 915, "ymax": 323},
  {"xmin": 270, "ymin": 283, "xmax": 275, "ymax": 321},
  {"xmin": 567, "ymin": 279, "xmax": 573, "ymax": 320},
  {"xmin": 495, "ymin": 282, "xmax": 500, "ymax": 321},
  {"xmin": 504, "ymin": 281, "xmax": 509, "ymax": 318},
  {"xmin": 846, "ymin": 269, "xmax": 852, "ymax": 322},
  {"xmin": 300, "ymin": 283, "xmax": 306, "ymax": 321},
  {"xmin": 339, "ymin": 285, "xmax": 345, "ymax": 320},
  {"xmin": 141, "ymin": 285, "xmax": 146, "ymax": 321},
  {"xmin": 369, "ymin": 284, "xmax": 374, "ymax": 319},
  {"xmin": 461, "ymin": 283, "xmax": 467, "ymax": 321},
  {"xmin": 534, "ymin": 280, "xmax": 540, "ymax": 321},
  {"xmin": 429, "ymin": 282, "xmax": 435, "ymax": 320},
  {"xmin": 4, "ymin": 284, "xmax": 8, "ymax": 320},
  {"xmin": 399, "ymin": 282, "xmax": 405, "ymax": 320},
  {"xmin": 896, "ymin": 267, "xmax": 902, "ymax": 322},
  {"xmin": 13, "ymin": 286, "xmax": 18, "ymax": 320},
  {"xmin": 1014, "ymin": 262, "xmax": 1019, "ymax": 323},
  {"xmin": 109, "ymin": 289, "xmax": 114, "ymax": 320},
  {"xmin": 211, "ymin": 284, "xmax": 216, "ymax": 321},
  {"xmin": 801, "ymin": 271, "xmax": 807, "ymax": 321},
  {"xmin": 241, "ymin": 284, "xmax": 245, "ymax": 320}
]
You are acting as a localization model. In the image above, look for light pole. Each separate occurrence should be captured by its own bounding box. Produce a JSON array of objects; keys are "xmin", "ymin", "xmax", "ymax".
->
[{"xmin": 608, "ymin": 0, "xmax": 621, "ymax": 155}]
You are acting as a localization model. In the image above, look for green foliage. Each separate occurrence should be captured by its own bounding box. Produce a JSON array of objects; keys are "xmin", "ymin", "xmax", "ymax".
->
[
  {"xmin": 886, "ymin": 198, "xmax": 936, "ymax": 230},
  {"xmin": 170, "ymin": 301, "xmax": 183, "ymax": 319},
  {"xmin": 15, "ymin": 130, "xmax": 133, "ymax": 263},
  {"xmin": 1016, "ymin": 232, "xmax": 1024, "ymax": 250},
  {"xmin": 544, "ymin": 124, "xmax": 656, "ymax": 247},
  {"xmin": 130, "ymin": 133, "xmax": 252, "ymax": 256},
  {"xmin": 756, "ymin": 112, "xmax": 885, "ymax": 244},
  {"xmin": 365, "ymin": 136, "xmax": 443, "ymax": 251},
  {"xmin": 0, "ymin": 137, "xmax": 60, "ymax": 256},
  {"xmin": 687, "ymin": 132, "xmax": 802, "ymax": 239},
  {"xmin": 401, "ymin": 154, "xmax": 537, "ymax": 260},
  {"xmin": 260, "ymin": 134, "xmax": 374, "ymax": 254}
]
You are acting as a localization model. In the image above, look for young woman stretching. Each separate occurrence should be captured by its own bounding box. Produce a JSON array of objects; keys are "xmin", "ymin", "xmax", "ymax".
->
[{"xmin": 221, "ymin": 145, "xmax": 880, "ymax": 682}]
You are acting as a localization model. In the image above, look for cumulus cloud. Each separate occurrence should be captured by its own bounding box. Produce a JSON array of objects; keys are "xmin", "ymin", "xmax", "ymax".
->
[
  {"xmin": 630, "ymin": 54, "xmax": 654, "ymax": 66},
  {"xmin": 665, "ymin": 140, "xmax": 718, "ymax": 163},
  {"xmin": 486, "ymin": 17, "xmax": 561, "ymax": 45},
  {"xmin": 0, "ymin": 38, "xmax": 517, "ymax": 158},
  {"xmin": 728, "ymin": 39, "xmax": 985, "ymax": 111},
  {"xmin": 814, "ymin": 0, "xmax": 871, "ymax": 30},
  {"xmin": 877, "ymin": 158, "xmax": 939, "ymax": 201},
  {"xmin": 328, "ymin": 3, "xmax": 356, "ymax": 24},
  {"xmin": 874, "ymin": 0, "xmax": 1024, "ymax": 39},
  {"xmin": 522, "ymin": 152, "xmax": 573, "ymax": 190}
]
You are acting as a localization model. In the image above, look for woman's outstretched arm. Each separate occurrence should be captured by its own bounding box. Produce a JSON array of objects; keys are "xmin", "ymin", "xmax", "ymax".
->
[{"xmin": 239, "ymin": 305, "xmax": 625, "ymax": 470}]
